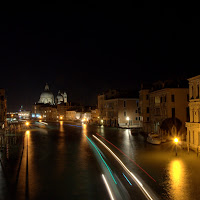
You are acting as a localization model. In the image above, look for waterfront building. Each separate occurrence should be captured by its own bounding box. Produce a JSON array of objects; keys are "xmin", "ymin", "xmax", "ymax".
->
[
  {"xmin": 185, "ymin": 75, "xmax": 200, "ymax": 151},
  {"xmin": 98, "ymin": 89, "xmax": 140, "ymax": 128},
  {"xmin": 91, "ymin": 108, "xmax": 99, "ymax": 124},
  {"xmin": 38, "ymin": 83, "xmax": 55, "ymax": 105},
  {"xmin": 139, "ymin": 88, "xmax": 151, "ymax": 133},
  {"xmin": 32, "ymin": 83, "xmax": 68, "ymax": 120},
  {"xmin": 0, "ymin": 88, "xmax": 7, "ymax": 129},
  {"xmin": 66, "ymin": 106, "xmax": 93, "ymax": 123},
  {"xmin": 139, "ymin": 80, "xmax": 189, "ymax": 139}
]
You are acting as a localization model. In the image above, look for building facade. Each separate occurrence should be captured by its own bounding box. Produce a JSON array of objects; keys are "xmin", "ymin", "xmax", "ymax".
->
[
  {"xmin": 0, "ymin": 88, "xmax": 7, "ymax": 129},
  {"xmin": 139, "ymin": 89, "xmax": 151, "ymax": 132},
  {"xmin": 98, "ymin": 90, "xmax": 140, "ymax": 128},
  {"xmin": 140, "ymin": 82, "xmax": 189, "ymax": 139},
  {"xmin": 185, "ymin": 75, "xmax": 200, "ymax": 151},
  {"xmin": 32, "ymin": 83, "xmax": 68, "ymax": 121}
]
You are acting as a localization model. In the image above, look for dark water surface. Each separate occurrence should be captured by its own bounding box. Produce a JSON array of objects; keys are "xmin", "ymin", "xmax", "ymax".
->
[{"xmin": 1, "ymin": 122, "xmax": 200, "ymax": 199}]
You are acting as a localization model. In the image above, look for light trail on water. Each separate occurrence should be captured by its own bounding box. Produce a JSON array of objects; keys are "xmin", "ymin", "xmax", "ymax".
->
[
  {"xmin": 84, "ymin": 134, "xmax": 117, "ymax": 184},
  {"xmin": 95, "ymin": 133, "xmax": 156, "ymax": 182},
  {"xmin": 93, "ymin": 135, "xmax": 156, "ymax": 200},
  {"xmin": 102, "ymin": 174, "xmax": 115, "ymax": 200},
  {"xmin": 122, "ymin": 173, "xmax": 132, "ymax": 186}
]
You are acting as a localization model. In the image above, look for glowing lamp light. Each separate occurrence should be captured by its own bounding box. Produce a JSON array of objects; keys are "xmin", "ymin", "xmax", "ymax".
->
[
  {"xmin": 60, "ymin": 116, "xmax": 63, "ymax": 120},
  {"xmin": 26, "ymin": 130, "xmax": 30, "ymax": 135},
  {"xmin": 25, "ymin": 122, "xmax": 30, "ymax": 126},
  {"xmin": 174, "ymin": 138, "xmax": 179, "ymax": 144},
  {"xmin": 126, "ymin": 117, "xmax": 130, "ymax": 121}
]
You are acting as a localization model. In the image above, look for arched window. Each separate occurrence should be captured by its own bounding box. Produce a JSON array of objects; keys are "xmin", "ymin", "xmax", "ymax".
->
[{"xmin": 193, "ymin": 131, "xmax": 195, "ymax": 144}]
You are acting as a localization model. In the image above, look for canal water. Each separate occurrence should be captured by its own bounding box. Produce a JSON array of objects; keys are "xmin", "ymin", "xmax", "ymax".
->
[{"xmin": 1, "ymin": 122, "xmax": 200, "ymax": 199}]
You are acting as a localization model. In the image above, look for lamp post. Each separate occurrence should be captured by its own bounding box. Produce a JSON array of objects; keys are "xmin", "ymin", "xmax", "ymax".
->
[
  {"xmin": 126, "ymin": 117, "xmax": 130, "ymax": 128},
  {"xmin": 174, "ymin": 137, "xmax": 179, "ymax": 156}
]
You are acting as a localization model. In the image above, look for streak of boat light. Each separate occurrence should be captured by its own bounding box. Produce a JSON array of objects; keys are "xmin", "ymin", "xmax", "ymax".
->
[
  {"xmin": 96, "ymin": 133, "xmax": 156, "ymax": 182},
  {"xmin": 84, "ymin": 134, "xmax": 117, "ymax": 184},
  {"xmin": 122, "ymin": 173, "xmax": 132, "ymax": 186},
  {"xmin": 93, "ymin": 135, "xmax": 154, "ymax": 200},
  {"xmin": 102, "ymin": 174, "xmax": 115, "ymax": 200}
]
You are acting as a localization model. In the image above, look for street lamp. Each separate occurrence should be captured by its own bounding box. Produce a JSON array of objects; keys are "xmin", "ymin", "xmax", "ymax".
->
[
  {"xmin": 126, "ymin": 116, "xmax": 130, "ymax": 128},
  {"xmin": 25, "ymin": 121, "xmax": 30, "ymax": 126},
  {"xmin": 174, "ymin": 137, "xmax": 179, "ymax": 156}
]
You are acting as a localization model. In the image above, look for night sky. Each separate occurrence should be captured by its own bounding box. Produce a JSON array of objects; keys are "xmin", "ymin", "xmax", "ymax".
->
[{"xmin": 0, "ymin": 3, "xmax": 200, "ymax": 111}]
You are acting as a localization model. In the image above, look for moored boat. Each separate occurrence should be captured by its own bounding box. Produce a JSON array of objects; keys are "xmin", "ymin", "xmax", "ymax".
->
[{"xmin": 147, "ymin": 133, "xmax": 161, "ymax": 145}]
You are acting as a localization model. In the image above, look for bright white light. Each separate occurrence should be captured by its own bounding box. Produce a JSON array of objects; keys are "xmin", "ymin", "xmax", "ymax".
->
[
  {"xmin": 126, "ymin": 116, "xmax": 129, "ymax": 121},
  {"xmin": 93, "ymin": 135, "xmax": 153, "ymax": 200},
  {"xmin": 102, "ymin": 174, "xmax": 115, "ymax": 200}
]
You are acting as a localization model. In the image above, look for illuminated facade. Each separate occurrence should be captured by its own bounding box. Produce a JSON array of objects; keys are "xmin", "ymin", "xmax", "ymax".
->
[
  {"xmin": 139, "ymin": 81, "xmax": 189, "ymax": 138},
  {"xmin": 38, "ymin": 83, "xmax": 55, "ymax": 105},
  {"xmin": 65, "ymin": 106, "xmax": 93, "ymax": 123},
  {"xmin": 32, "ymin": 83, "xmax": 68, "ymax": 120},
  {"xmin": 98, "ymin": 90, "xmax": 140, "ymax": 127},
  {"xmin": 185, "ymin": 75, "xmax": 200, "ymax": 151}
]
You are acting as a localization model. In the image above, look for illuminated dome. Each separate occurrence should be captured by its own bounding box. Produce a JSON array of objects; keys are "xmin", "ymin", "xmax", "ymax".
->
[
  {"xmin": 56, "ymin": 91, "xmax": 64, "ymax": 104},
  {"xmin": 38, "ymin": 83, "xmax": 54, "ymax": 105}
]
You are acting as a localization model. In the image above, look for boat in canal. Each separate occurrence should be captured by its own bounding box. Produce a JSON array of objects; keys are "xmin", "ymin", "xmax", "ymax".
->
[{"xmin": 147, "ymin": 133, "xmax": 161, "ymax": 145}]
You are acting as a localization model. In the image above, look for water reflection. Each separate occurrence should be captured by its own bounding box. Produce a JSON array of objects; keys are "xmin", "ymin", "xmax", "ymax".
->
[
  {"xmin": 80, "ymin": 124, "xmax": 88, "ymax": 169},
  {"xmin": 168, "ymin": 159, "xmax": 189, "ymax": 200},
  {"xmin": 59, "ymin": 121, "xmax": 64, "ymax": 132}
]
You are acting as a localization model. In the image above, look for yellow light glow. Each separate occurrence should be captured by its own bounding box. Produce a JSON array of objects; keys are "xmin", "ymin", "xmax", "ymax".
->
[
  {"xmin": 168, "ymin": 160, "xmax": 188, "ymax": 199},
  {"xmin": 82, "ymin": 118, "xmax": 86, "ymax": 122},
  {"xmin": 60, "ymin": 116, "xmax": 63, "ymax": 120},
  {"xmin": 174, "ymin": 138, "xmax": 179, "ymax": 144},
  {"xmin": 25, "ymin": 122, "xmax": 30, "ymax": 126},
  {"xmin": 26, "ymin": 130, "xmax": 30, "ymax": 135}
]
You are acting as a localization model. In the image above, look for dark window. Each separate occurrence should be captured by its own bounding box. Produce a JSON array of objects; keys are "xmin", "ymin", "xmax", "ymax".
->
[
  {"xmin": 146, "ymin": 95, "xmax": 149, "ymax": 100},
  {"xmin": 172, "ymin": 108, "xmax": 175, "ymax": 118},
  {"xmin": 124, "ymin": 111, "xmax": 126, "ymax": 117},
  {"xmin": 171, "ymin": 94, "xmax": 175, "ymax": 102},
  {"xmin": 146, "ymin": 107, "xmax": 149, "ymax": 113},
  {"xmin": 136, "ymin": 110, "xmax": 138, "ymax": 113},
  {"xmin": 191, "ymin": 86, "xmax": 194, "ymax": 99},
  {"xmin": 147, "ymin": 117, "xmax": 149, "ymax": 122},
  {"xmin": 186, "ymin": 107, "xmax": 190, "ymax": 121},
  {"xmin": 124, "ymin": 101, "xmax": 126, "ymax": 107},
  {"xmin": 187, "ymin": 94, "xmax": 189, "ymax": 102}
]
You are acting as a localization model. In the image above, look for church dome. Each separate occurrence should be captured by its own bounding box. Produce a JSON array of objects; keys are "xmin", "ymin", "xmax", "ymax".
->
[
  {"xmin": 56, "ymin": 91, "xmax": 64, "ymax": 104},
  {"xmin": 38, "ymin": 83, "xmax": 54, "ymax": 104}
]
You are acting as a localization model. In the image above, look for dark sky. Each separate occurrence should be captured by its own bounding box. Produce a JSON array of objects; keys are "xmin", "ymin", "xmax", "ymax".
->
[{"xmin": 0, "ymin": 3, "xmax": 200, "ymax": 111}]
